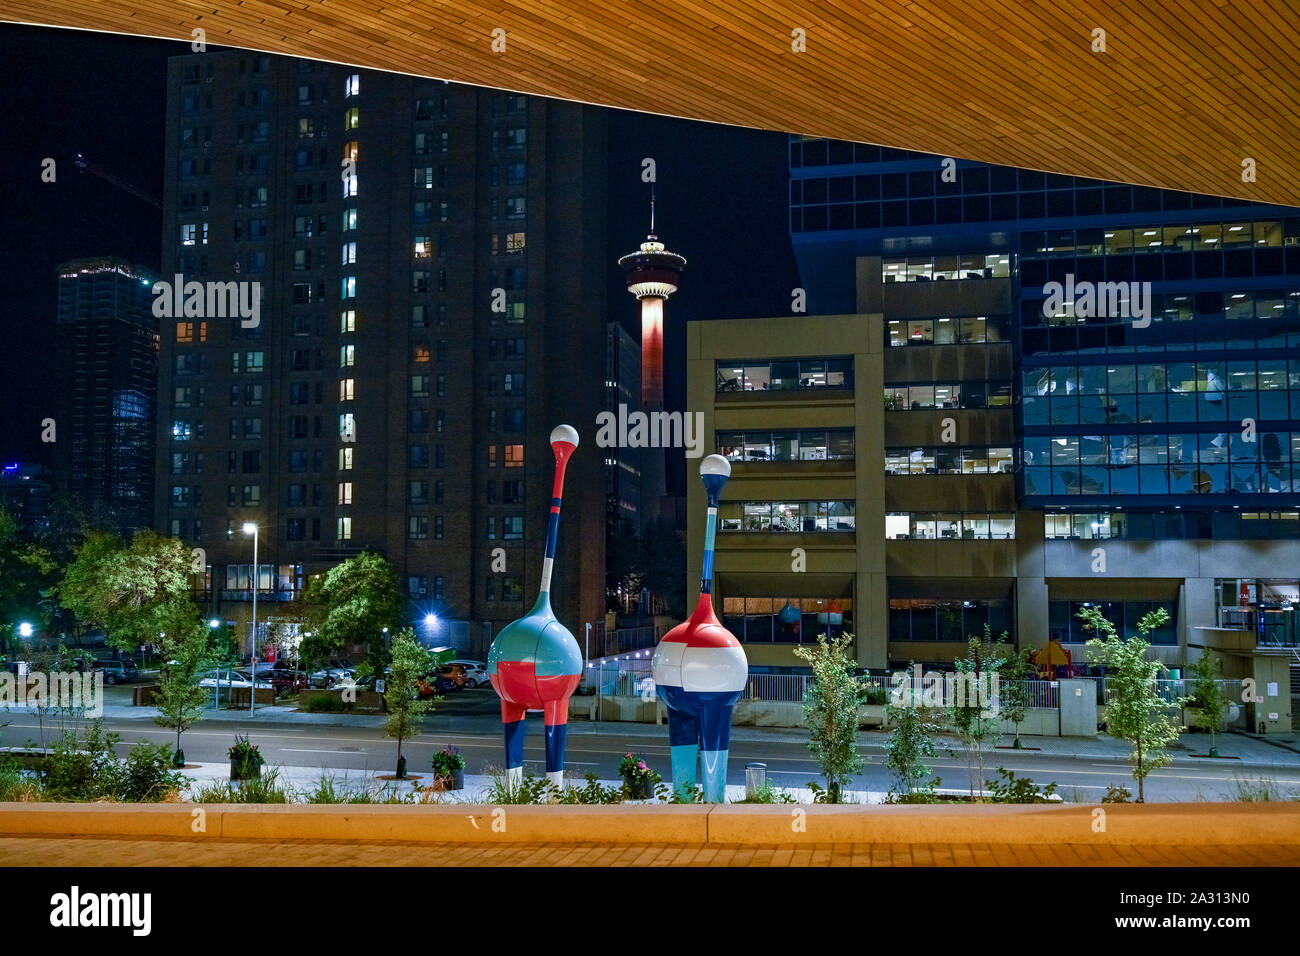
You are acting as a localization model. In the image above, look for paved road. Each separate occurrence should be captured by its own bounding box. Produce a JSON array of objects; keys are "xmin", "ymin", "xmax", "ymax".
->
[
  {"xmin": 5, "ymin": 692, "xmax": 1300, "ymax": 801},
  {"xmin": 1, "ymin": 836, "xmax": 1295, "ymax": 867}
]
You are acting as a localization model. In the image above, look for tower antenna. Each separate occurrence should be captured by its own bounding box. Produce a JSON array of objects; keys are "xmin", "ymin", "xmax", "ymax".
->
[{"xmin": 649, "ymin": 184, "xmax": 656, "ymax": 237}]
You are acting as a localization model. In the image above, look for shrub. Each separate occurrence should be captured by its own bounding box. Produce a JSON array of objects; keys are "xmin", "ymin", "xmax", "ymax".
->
[
  {"xmin": 42, "ymin": 723, "xmax": 119, "ymax": 802},
  {"xmin": 299, "ymin": 692, "xmax": 344, "ymax": 713},
  {"xmin": 0, "ymin": 756, "xmax": 41, "ymax": 802},
  {"xmin": 985, "ymin": 767, "xmax": 1058, "ymax": 804},
  {"xmin": 1102, "ymin": 784, "xmax": 1132, "ymax": 803},
  {"xmin": 1229, "ymin": 774, "xmax": 1283, "ymax": 803},
  {"xmin": 119, "ymin": 741, "xmax": 189, "ymax": 802}
]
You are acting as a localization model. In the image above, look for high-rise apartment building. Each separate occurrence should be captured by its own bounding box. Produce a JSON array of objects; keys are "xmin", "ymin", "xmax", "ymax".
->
[
  {"xmin": 155, "ymin": 52, "xmax": 607, "ymax": 657},
  {"xmin": 54, "ymin": 257, "xmax": 159, "ymax": 538},
  {"xmin": 679, "ymin": 141, "xmax": 1300, "ymax": 732}
]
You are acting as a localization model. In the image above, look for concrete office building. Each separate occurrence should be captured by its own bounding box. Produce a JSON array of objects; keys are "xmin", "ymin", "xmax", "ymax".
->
[
  {"xmin": 55, "ymin": 257, "xmax": 159, "ymax": 538},
  {"xmin": 155, "ymin": 52, "xmax": 607, "ymax": 658},
  {"xmin": 686, "ymin": 142, "xmax": 1300, "ymax": 730}
]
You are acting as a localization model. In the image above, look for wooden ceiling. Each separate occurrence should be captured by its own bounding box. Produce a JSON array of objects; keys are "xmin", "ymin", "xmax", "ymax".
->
[{"xmin": 4, "ymin": 0, "xmax": 1299, "ymax": 206}]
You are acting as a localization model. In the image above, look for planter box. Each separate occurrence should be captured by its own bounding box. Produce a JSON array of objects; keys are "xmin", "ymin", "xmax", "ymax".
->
[
  {"xmin": 434, "ymin": 768, "xmax": 465, "ymax": 791},
  {"xmin": 230, "ymin": 758, "xmax": 262, "ymax": 782},
  {"xmin": 229, "ymin": 687, "xmax": 277, "ymax": 708}
]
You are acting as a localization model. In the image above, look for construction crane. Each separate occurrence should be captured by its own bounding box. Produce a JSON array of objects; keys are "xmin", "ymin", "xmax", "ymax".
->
[{"xmin": 74, "ymin": 152, "xmax": 162, "ymax": 209}]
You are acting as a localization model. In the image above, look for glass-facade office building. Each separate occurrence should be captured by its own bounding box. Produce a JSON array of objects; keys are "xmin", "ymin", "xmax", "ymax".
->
[{"xmin": 778, "ymin": 139, "xmax": 1300, "ymax": 688}]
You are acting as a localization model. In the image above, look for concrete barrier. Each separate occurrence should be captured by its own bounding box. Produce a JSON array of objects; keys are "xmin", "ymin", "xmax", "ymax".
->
[{"xmin": 1, "ymin": 801, "xmax": 1297, "ymax": 846}]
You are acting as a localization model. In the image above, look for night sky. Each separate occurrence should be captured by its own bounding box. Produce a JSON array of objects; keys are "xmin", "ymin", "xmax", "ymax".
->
[{"xmin": 0, "ymin": 23, "xmax": 800, "ymax": 472}]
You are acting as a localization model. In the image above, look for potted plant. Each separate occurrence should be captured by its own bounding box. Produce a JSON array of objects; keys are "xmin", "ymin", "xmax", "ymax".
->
[
  {"xmin": 228, "ymin": 734, "xmax": 264, "ymax": 781},
  {"xmin": 619, "ymin": 752, "xmax": 661, "ymax": 800},
  {"xmin": 431, "ymin": 745, "xmax": 466, "ymax": 790}
]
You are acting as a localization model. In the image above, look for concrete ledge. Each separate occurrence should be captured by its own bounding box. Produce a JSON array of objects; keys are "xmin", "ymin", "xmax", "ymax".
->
[{"xmin": 1, "ymin": 801, "xmax": 1297, "ymax": 846}]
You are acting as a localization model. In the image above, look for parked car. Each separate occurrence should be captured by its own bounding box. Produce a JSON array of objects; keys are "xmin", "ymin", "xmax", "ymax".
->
[
  {"xmin": 435, "ymin": 663, "xmax": 474, "ymax": 690},
  {"xmin": 197, "ymin": 669, "xmax": 271, "ymax": 690},
  {"xmin": 309, "ymin": 665, "xmax": 355, "ymax": 688},
  {"xmin": 263, "ymin": 667, "xmax": 309, "ymax": 695},
  {"xmin": 445, "ymin": 660, "xmax": 489, "ymax": 688},
  {"xmin": 96, "ymin": 659, "xmax": 140, "ymax": 685}
]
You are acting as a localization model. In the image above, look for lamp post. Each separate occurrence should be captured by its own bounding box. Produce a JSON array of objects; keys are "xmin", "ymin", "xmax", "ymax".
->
[{"xmin": 242, "ymin": 522, "xmax": 258, "ymax": 716}]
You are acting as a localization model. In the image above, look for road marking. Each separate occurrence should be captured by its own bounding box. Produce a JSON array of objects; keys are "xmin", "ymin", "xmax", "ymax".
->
[{"xmin": 280, "ymin": 748, "xmax": 367, "ymax": 755}]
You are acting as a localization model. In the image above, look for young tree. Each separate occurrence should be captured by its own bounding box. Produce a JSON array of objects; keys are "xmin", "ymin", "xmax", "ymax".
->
[
  {"xmin": 1185, "ymin": 651, "xmax": 1228, "ymax": 758},
  {"xmin": 793, "ymin": 631, "xmax": 864, "ymax": 803},
  {"xmin": 1000, "ymin": 646, "xmax": 1034, "ymax": 749},
  {"xmin": 948, "ymin": 627, "xmax": 1005, "ymax": 799},
  {"xmin": 301, "ymin": 550, "xmax": 401, "ymax": 673},
  {"xmin": 384, "ymin": 628, "xmax": 435, "ymax": 778},
  {"xmin": 153, "ymin": 623, "xmax": 211, "ymax": 766},
  {"xmin": 884, "ymin": 686, "xmax": 941, "ymax": 797},
  {"xmin": 1082, "ymin": 606, "xmax": 1178, "ymax": 802}
]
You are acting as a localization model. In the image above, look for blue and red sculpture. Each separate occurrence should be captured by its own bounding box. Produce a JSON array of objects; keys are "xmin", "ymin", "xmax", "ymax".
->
[
  {"xmin": 487, "ymin": 424, "xmax": 584, "ymax": 790},
  {"xmin": 652, "ymin": 454, "xmax": 748, "ymax": 802}
]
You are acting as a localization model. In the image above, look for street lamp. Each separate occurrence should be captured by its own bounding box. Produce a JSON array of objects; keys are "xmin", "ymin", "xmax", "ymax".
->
[
  {"xmin": 17, "ymin": 621, "xmax": 32, "ymax": 639},
  {"xmin": 242, "ymin": 522, "xmax": 258, "ymax": 716}
]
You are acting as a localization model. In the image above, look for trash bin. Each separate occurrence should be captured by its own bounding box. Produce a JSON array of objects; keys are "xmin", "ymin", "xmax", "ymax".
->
[{"xmin": 745, "ymin": 762, "xmax": 767, "ymax": 798}]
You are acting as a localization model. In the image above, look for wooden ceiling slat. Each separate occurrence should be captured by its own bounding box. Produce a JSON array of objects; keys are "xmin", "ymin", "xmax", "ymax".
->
[{"xmin": 1, "ymin": 0, "xmax": 1296, "ymax": 205}]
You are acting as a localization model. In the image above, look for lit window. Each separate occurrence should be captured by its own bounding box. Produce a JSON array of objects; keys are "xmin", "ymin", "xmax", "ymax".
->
[
  {"xmin": 245, "ymin": 352, "xmax": 264, "ymax": 373},
  {"xmin": 414, "ymin": 236, "xmax": 432, "ymax": 259},
  {"xmin": 340, "ymin": 344, "xmax": 355, "ymax": 367},
  {"xmin": 413, "ymin": 346, "xmax": 430, "ymax": 363},
  {"xmin": 340, "ymin": 310, "xmax": 356, "ymax": 333},
  {"xmin": 343, "ymin": 141, "xmax": 359, "ymax": 163},
  {"xmin": 505, "ymin": 445, "xmax": 524, "ymax": 468},
  {"xmin": 341, "ymin": 242, "xmax": 356, "ymax": 264},
  {"xmin": 338, "ymin": 447, "xmax": 354, "ymax": 470},
  {"xmin": 344, "ymin": 74, "xmax": 360, "ymax": 97},
  {"xmin": 339, "ymin": 379, "xmax": 355, "ymax": 401},
  {"xmin": 344, "ymin": 107, "xmax": 360, "ymax": 130},
  {"xmin": 176, "ymin": 322, "xmax": 194, "ymax": 343},
  {"xmin": 342, "ymin": 207, "xmax": 357, "ymax": 231},
  {"xmin": 181, "ymin": 223, "xmax": 196, "ymax": 246},
  {"xmin": 506, "ymin": 232, "xmax": 526, "ymax": 253},
  {"xmin": 341, "ymin": 276, "xmax": 356, "ymax": 299},
  {"xmin": 339, "ymin": 413, "xmax": 356, "ymax": 442},
  {"xmin": 337, "ymin": 516, "xmax": 352, "ymax": 540},
  {"xmin": 337, "ymin": 482, "xmax": 353, "ymax": 505}
]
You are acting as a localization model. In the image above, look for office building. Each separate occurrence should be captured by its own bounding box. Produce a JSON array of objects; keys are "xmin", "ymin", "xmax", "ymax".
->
[
  {"xmin": 54, "ymin": 256, "xmax": 159, "ymax": 538},
  {"xmin": 156, "ymin": 52, "xmax": 608, "ymax": 658},
  {"xmin": 0, "ymin": 463, "xmax": 53, "ymax": 537},
  {"xmin": 682, "ymin": 143, "xmax": 1300, "ymax": 730}
]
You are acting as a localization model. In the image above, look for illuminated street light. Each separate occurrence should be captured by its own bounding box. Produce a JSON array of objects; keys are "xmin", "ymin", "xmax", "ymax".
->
[{"xmin": 17, "ymin": 622, "xmax": 32, "ymax": 638}]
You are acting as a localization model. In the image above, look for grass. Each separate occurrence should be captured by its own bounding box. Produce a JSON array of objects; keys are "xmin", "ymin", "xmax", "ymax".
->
[{"xmin": 1226, "ymin": 773, "xmax": 1287, "ymax": 802}]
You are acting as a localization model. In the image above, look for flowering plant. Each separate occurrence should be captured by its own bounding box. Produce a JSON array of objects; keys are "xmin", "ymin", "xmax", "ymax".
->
[
  {"xmin": 618, "ymin": 752, "xmax": 661, "ymax": 784},
  {"xmin": 227, "ymin": 734, "xmax": 264, "ymax": 769},
  {"xmin": 431, "ymin": 745, "xmax": 466, "ymax": 776}
]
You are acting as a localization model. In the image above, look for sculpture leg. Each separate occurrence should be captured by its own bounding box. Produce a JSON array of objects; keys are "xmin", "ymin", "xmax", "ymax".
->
[
  {"xmin": 699, "ymin": 702, "xmax": 736, "ymax": 803},
  {"xmin": 501, "ymin": 700, "xmax": 527, "ymax": 791},
  {"xmin": 542, "ymin": 698, "xmax": 569, "ymax": 790},
  {"xmin": 666, "ymin": 706, "xmax": 700, "ymax": 799}
]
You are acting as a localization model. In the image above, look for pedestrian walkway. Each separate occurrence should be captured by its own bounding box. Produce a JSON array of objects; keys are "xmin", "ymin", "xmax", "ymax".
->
[{"xmin": 2, "ymin": 836, "xmax": 1293, "ymax": 866}]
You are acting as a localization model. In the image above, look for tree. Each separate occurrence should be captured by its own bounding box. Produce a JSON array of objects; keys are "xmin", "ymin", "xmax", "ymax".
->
[
  {"xmin": 1000, "ymin": 646, "xmax": 1034, "ymax": 749},
  {"xmin": 1185, "ymin": 651, "xmax": 1228, "ymax": 758},
  {"xmin": 793, "ymin": 631, "xmax": 863, "ymax": 803},
  {"xmin": 605, "ymin": 518, "xmax": 641, "ymax": 612},
  {"xmin": 884, "ymin": 676, "xmax": 941, "ymax": 797},
  {"xmin": 0, "ymin": 508, "xmax": 58, "ymax": 655},
  {"xmin": 153, "ymin": 622, "xmax": 211, "ymax": 766},
  {"xmin": 948, "ymin": 627, "xmax": 1005, "ymax": 800},
  {"xmin": 1082, "ymin": 606, "xmax": 1178, "ymax": 802},
  {"xmin": 384, "ymin": 628, "xmax": 435, "ymax": 778},
  {"xmin": 301, "ymin": 550, "xmax": 401, "ymax": 672},
  {"xmin": 58, "ymin": 530, "xmax": 195, "ymax": 654}
]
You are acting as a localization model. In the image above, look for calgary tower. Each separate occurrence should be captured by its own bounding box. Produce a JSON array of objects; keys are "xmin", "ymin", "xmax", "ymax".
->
[{"xmin": 618, "ymin": 191, "xmax": 686, "ymax": 526}]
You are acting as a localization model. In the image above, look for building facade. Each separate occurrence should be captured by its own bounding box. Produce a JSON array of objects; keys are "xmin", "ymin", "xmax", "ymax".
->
[
  {"xmin": 54, "ymin": 257, "xmax": 159, "ymax": 538},
  {"xmin": 683, "ymin": 143, "xmax": 1300, "ymax": 730},
  {"xmin": 155, "ymin": 52, "xmax": 608, "ymax": 658}
]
